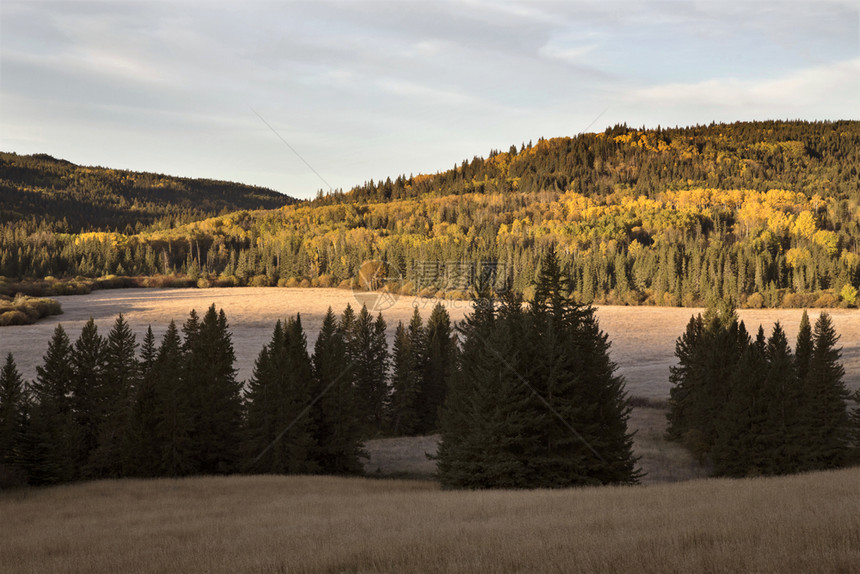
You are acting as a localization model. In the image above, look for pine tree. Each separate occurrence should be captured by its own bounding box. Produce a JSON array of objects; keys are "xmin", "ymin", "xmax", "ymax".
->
[
  {"xmin": 800, "ymin": 312, "xmax": 851, "ymax": 470},
  {"xmin": 28, "ymin": 324, "xmax": 76, "ymax": 484},
  {"xmin": 0, "ymin": 353, "xmax": 28, "ymax": 484},
  {"xmin": 389, "ymin": 316, "xmax": 422, "ymax": 436},
  {"xmin": 70, "ymin": 318, "xmax": 107, "ymax": 479},
  {"xmin": 245, "ymin": 316, "xmax": 316, "ymax": 474},
  {"xmin": 438, "ymin": 249, "xmax": 639, "ymax": 488},
  {"xmin": 310, "ymin": 308, "xmax": 365, "ymax": 474},
  {"xmin": 184, "ymin": 305, "xmax": 243, "ymax": 474},
  {"xmin": 126, "ymin": 326, "xmax": 160, "ymax": 477},
  {"xmin": 347, "ymin": 305, "xmax": 389, "ymax": 435},
  {"xmin": 419, "ymin": 303, "xmax": 455, "ymax": 434},
  {"xmin": 154, "ymin": 321, "xmax": 193, "ymax": 476},
  {"xmin": 760, "ymin": 322, "xmax": 803, "ymax": 474},
  {"xmin": 795, "ymin": 310, "xmax": 812, "ymax": 383},
  {"xmin": 711, "ymin": 331, "xmax": 768, "ymax": 477},
  {"xmin": 89, "ymin": 314, "xmax": 138, "ymax": 478}
]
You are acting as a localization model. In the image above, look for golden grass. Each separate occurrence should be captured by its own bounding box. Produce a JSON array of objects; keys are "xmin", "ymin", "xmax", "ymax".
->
[{"xmin": 1, "ymin": 469, "xmax": 858, "ymax": 573}]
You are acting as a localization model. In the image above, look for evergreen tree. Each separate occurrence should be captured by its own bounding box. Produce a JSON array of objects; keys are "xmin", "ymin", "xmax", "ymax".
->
[
  {"xmin": 794, "ymin": 310, "xmax": 812, "ymax": 383},
  {"xmin": 126, "ymin": 326, "xmax": 161, "ymax": 476},
  {"xmin": 184, "ymin": 305, "xmax": 243, "ymax": 474},
  {"xmin": 389, "ymin": 316, "xmax": 422, "ymax": 436},
  {"xmin": 666, "ymin": 302, "xmax": 748, "ymax": 462},
  {"xmin": 154, "ymin": 321, "xmax": 193, "ymax": 476},
  {"xmin": 711, "ymin": 332, "xmax": 768, "ymax": 477},
  {"xmin": 760, "ymin": 322, "xmax": 803, "ymax": 474},
  {"xmin": 438, "ymin": 250, "xmax": 639, "ymax": 488},
  {"xmin": 70, "ymin": 318, "xmax": 107, "ymax": 479},
  {"xmin": 245, "ymin": 316, "xmax": 316, "ymax": 474},
  {"xmin": 28, "ymin": 324, "xmax": 76, "ymax": 484},
  {"xmin": 347, "ymin": 305, "xmax": 389, "ymax": 435},
  {"xmin": 0, "ymin": 353, "xmax": 28, "ymax": 483},
  {"xmin": 89, "ymin": 314, "xmax": 138, "ymax": 478},
  {"xmin": 419, "ymin": 303, "xmax": 456, "ymax": 434},
  {"xmin": 310, "ymin": 307, "xmax": 365, "ymax": 474},
  {"xmin": 800, "ymin": 312, "xmax": 851, "ymax": 470}
]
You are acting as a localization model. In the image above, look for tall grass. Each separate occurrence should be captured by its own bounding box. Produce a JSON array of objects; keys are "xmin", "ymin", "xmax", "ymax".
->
[{"xmin": 2, "ymin": 468, "xmax": 858, "ymax": 573}]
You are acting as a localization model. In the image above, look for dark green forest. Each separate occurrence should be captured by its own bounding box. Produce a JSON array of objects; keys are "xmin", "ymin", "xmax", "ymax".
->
[
  {"xmin": 2, "ymin": 120, "xmax": 860, "ymax": 308},
  {"xmin": 0, "ymin": 152, "xmax": 295, "ymax": 233}
]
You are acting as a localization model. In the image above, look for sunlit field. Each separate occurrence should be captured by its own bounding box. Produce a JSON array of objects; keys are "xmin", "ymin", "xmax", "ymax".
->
[{"xmin": 2, "ymin": 469, "xmax": 858, "ymax": 574}]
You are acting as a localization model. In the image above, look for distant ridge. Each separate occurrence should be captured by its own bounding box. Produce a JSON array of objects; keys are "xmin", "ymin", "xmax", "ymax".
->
[{"xmin": 0, "ymin": 151, "xmax": 296, "ymax": 233}]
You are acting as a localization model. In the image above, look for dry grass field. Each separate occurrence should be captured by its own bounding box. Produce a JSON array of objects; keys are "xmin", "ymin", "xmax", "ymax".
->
[
  {"xmin": 2, "ymin": 287, "xmax": 857, "ymax": 483},
  {"xmin": 1, "ymin": 469, "xmax": 858, "ymax": 573}
]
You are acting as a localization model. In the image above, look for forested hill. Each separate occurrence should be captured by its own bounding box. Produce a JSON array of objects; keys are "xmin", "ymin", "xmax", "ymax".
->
[
  {"xmin": 317, "ymin": 120, "xmax": 860, "ymax": 205},
  {"xmin": 3, "ymin": 120, "xmax": 860, "ymax": 309},
  {"xmin": 0, "ymin": 152, "xmax": 295, "ymax": 234}
]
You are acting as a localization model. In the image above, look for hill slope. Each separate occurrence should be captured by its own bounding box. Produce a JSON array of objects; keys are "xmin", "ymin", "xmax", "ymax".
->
[
  {"xmin": 1, "ymin": 469, "xmax": 858, "ymax": 573},
  {"xmin": 0, "ymin": 152, "xmax": 295, "ymax": 233},
  {"xmin": 2, "ymin": 120, "xmax": 859, "ymax": 307}
]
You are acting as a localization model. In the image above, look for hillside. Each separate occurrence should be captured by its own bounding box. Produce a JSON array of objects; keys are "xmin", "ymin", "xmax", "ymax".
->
[
  {"xmin": 2, "ymin": 120, "xmax": 860, "ymax": 307},
  {"xmin": 1, "ymin": 469, "xmax": 858, "ymax": 573},
  {"xmin": 0, "ymin": 152, "xmax": 295, "ymax": 233}
]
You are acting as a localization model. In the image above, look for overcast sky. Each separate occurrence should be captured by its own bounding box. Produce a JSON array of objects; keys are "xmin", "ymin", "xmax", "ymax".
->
[{"xmin": 1, "ymin": 0, "xmax": 858, "ymax": 199}]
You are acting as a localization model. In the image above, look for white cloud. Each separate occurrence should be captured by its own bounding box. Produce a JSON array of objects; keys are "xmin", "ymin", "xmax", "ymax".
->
[
  {"xmin": 539, "ymin": 42, "xmax": 599, "ymax": 65},
  {"xmin": 629, "ymin": 57, "xmax": 860, "ymax": 115}
]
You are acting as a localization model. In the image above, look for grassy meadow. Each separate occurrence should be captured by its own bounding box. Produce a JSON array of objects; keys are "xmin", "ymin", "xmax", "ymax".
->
[{"xmin": 2, "ymin": 468, "xmax": 858, "ymax": 573}]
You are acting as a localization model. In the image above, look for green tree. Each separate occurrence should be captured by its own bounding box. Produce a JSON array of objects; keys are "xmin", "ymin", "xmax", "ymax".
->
[
  {"xmin": 310, "ymin": 307, "xmax": 365, "ymax": 474},
  {"xmin": 184, "ymin": 305, "xmax": 243, "ymax": 474},
  {"xmin": 0, "ymin": 353, "xmax": 28, "ymax": 483},
  {"xmin": 800, "ymin": 312, "xmax": 851, "ymax": 470},
  {"xmin": 89, "ymin": 314, "xmax": 138, "ymax": 478},
  {"xmin": 438, "ymin": 250, "xmax": 640, "ymax": 488},
  {"xmin": 347, "ymin": 305, "xmax": 389, "ymax": 435},
  {"xmin": 154, "ymin": 321, "xmax": 193, "ymax": 476},
  {"xmin": 28, "ymin": 325, "xmax": 76, "ymax": 484},
  {"xmin": 126, "ymin": 326, "xmax": 161, "ymax": 477},
  {"xmin": 419, "ymin": 303, "xmax": 456, "ymax": 434},
  {"xmin": 70, "ymin": 318, "xmax": 107, "ymax": 479},
  {"xmin": 389, "ymin": 313, "xmax": 423, "ymax": 436},
  {"xmin": 245, "ymin": 316, "xmax": 316, "ymax": 474}
]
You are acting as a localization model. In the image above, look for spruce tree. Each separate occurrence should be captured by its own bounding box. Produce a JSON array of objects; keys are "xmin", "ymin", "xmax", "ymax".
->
[
  {"xmin": 70, "ymin": 318, "xmax": 107, "ymax": 479},
  {"xmin": 89, "ymin": 314, "xmax": 138, "ymax": 478},
  {"xmin": 184, "ymin": 305, "xmax": 243, "ymax": 474},
  {"xmin": 28, "ymin": 324, "xmax": 76, "ymax": 484},
  {"xmin": 310, "ymin": 308, "xmax": 365, "ymax": 474},
  {"xmin": 438, "ymin": 249, "xmax": 639, "ymax": 488},
  {"xmin": 761, "ymin": 322, "xmax": 802, "ymax": 475},
  {"xmin": 794, "ymin": 310, "xmax": 812, "ymax": 383},
  {"xmin": 245, "ymin": 316, "xmax": 316, "ymax": 474},
  {"xmin": 154, "ymin": 321, "xmax": 193, "ymax": 476},
  {"xmin": 347, "ymin": 305, "xmax": 389, "ymax": 435},
  {"xmin": 126, "ymin": 326, "xmax": 161, "ymax": 477},
  {"xmin": 419, "ymin": 303, "xmax": 455, "ymax": 434},
  {"xmin": 801, "ymin": 312, "xmax": 851, "ymax": 470},
  {"xmin": 0, "ymin": 353, "xmax": 28, "ymax": 483},
  {"xmin": 389, "ymin": 318, "xmax": 422, "ymax": 436},
  {"xmin": 711, "ymin": 331, "xmax": 768, "ymax": 477}
]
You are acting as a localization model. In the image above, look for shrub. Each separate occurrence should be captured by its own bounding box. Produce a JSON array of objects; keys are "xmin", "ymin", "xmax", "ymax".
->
[{"xmin": 746, "ymin": 292, "xmax": 765, "ymax": 309}]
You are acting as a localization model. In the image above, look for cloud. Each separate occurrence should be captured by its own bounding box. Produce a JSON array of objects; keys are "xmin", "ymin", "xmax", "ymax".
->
[{"xmin": 629, "ymin": 57, "xmax": 860, "ymax": 112}]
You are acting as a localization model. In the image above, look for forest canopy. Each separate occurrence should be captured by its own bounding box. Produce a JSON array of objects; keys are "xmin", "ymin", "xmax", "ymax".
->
[{"xmin": 2, "ymin": 120, "xmax": 859, "ymax": 308}]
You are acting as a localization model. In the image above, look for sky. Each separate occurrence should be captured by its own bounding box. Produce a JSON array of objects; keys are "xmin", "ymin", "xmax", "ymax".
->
[{"xmin": 1, "ymin": 0, "xmax": 858, "ymax": 199}]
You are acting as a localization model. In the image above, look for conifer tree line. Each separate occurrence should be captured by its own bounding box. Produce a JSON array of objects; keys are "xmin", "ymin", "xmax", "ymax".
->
[
  {"xmin": 667, "ymin": 304, "xmax": 859, "ymax": 476},
  {"xmin": 436, "ymin": 250, "xmax": 641, "ymax": 488},
  {"xmin": 0, "ymin": 301, "xmax": 459, "ymax": 487}
]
